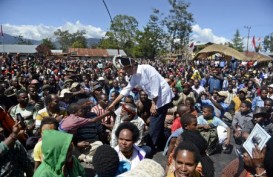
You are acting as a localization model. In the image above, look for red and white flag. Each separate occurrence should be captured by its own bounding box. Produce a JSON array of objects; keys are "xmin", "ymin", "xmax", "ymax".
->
[
  {"xmin": 189, "ymin": 42, "xmax": 194, "ymax": 51},
  {"xmin": 252, "ymin": 36, "xmax": 256, "ymax": 49},
  {"xmin": 0, "ymin": 24, "xmax": 3, "ymax": 37}
]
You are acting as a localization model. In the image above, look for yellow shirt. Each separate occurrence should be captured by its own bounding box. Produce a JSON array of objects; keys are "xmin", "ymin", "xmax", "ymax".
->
[
  {"xmin": 33, "ymin": 140, "xmax": 43, "ymax": 162},
  {"xmin": 232, "ymin": 96, "xmax": 251, "ymax": 112},
  {"xmin": 35, "ymin": 108, "xmax": 67, "ymax": 127}
]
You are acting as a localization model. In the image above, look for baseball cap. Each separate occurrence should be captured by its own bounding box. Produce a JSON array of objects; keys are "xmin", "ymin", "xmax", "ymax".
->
[{"xmin": 217, "ymin": 91, "xmax": 228, "ymax": 97}]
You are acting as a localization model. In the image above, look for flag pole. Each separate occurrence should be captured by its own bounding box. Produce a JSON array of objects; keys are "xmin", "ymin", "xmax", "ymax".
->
[
  {"xmin": 1, "ymin": 24, "xmax": 4, "ymax": 54},
  {"xmin": 2, "ymin": 36, "xmax": 4, "ymax": 54}
]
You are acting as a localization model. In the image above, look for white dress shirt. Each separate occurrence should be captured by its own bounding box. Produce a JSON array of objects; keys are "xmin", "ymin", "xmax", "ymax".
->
[{"xmin": 120, "ymin": 64, "xmax": 174, "ymax": 108}]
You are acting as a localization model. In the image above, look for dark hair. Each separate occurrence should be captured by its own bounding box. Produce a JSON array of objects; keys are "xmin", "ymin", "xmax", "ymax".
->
[
  {"xmin": 16, "ymin": 89, "xmax": 27, "ymax": 97},
  {"xmin": 120, "ymin": 80, "xmax": 128, "ymax": 86},
  {"xmin": 185, "ymin": 97, "xmax": 195, "ymax": 106},
  {"xmin": 202, "ymin": 104, "xmax": 214, "ymax": 113},
  {"xmin": 93, "ymin": 145, "xmax": 120, "ymax": 177},
  {"xmin": 76, "ymin": 98, "xmax": 90, "ymax": 105},
  {"xmin": 264, "ymin": 98, "xmax": 273, "ymax": 105},
  {"xmin": 115, "ymin": 122, "xmax": 140, "ymax": 143},
  {"xmin": 180, "ymin": 130, "xmax": 215, "ymax": 177},
  {"xmin": 176, "ymin": 103, "xmax": 189, "ymax": 116},
  {"xmin": 124, "ymin": 95, "xmax": 135, "ymax": 104},
  {"xmin": 67, "ymin": 103, "xmax": 81, "ymax": 114},
  {"xmin": 77, "ymin": 98, "xmax": 92, "ymax": 113},
  {"xmin": 173, "ymin": 141, "xmax": 201, "ymax": 164},
  {"xmin": 180, "ymin": 113, "xmax": 196, "ymax": 129},
  {"xmin": 44, "ymin": 94, "xmax": 55, "ymax": 106},
  {"xmin": 111, "ymin": 91, "xmax": 120, "ymax": 97},
  {"xmin": 99, "ymin": 93, "xmax": 108, "ymax": 101},
  {"xmin": 241, "ymin": 100, "xmax": 252, "ymax": 109},
  {"xmin": 40, "ymin": 117, "xmax": 58, "ymax": 130},
  {"xmin": 260, "ymin": 87, "xmax": 268, "ymax": 93}
]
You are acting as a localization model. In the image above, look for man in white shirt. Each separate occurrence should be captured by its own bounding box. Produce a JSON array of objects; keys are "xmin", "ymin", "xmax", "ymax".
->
[
  {"xmin": 108, "ymin": 57, "xmax": 174, "ymax": 151},
  {"xmin": 191, "ymin": 79, "xmax": 205, "ymax": 96}
]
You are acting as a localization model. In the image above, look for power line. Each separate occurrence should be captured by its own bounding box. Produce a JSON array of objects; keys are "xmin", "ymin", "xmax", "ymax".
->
[
  {"xmin": 244, "ymin": 26, "xmax": 251, "ymax": 52},
  {"xmin": 102, "ymin": 0, "xmax": 113, "ymax": 24}
]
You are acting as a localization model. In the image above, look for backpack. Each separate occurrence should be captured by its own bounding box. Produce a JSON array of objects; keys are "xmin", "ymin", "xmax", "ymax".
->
[{"xmin": 199, "ymin": 127, "xmax": 219, "ymax": 155}]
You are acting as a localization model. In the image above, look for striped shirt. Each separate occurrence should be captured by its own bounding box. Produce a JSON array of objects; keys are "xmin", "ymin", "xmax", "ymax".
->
[{"xmin": 91, "ymin": 104, "xmax": 114, "ymax": 124}]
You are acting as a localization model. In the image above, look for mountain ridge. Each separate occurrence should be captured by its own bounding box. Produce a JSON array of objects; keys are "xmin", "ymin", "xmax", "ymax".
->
[{"xmin": 0, "ymin": 33, "xmax": 101, "ymax": 47}]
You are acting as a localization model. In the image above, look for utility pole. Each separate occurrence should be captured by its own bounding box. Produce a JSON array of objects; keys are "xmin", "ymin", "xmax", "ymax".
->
[{"xmin": 244, "ymin": 26, "xmax": 251, "ymax": 52}]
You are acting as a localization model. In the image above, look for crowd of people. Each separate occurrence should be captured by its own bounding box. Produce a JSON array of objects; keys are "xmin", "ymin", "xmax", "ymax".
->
[{"xmin": 0, "ymin": 53, "xmax": 273, "ymax": 177}]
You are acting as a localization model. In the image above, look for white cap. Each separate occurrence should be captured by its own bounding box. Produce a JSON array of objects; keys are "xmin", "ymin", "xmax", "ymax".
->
[{"xmin": 98, "ymin": 77, "xmax": 105, "ymax": 81}]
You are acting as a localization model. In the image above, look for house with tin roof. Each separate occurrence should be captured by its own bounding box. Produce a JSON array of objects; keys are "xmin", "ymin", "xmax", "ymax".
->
[
  {"xmin": 0, "ymin": 44, "xmax": 38, "ymax": 54},
  {"xmin": 68, "ymin": 48, "xmax": 126, "ymax": 60}
]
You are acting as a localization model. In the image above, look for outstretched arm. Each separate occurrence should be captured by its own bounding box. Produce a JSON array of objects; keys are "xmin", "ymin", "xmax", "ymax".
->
[
  {"xmin": 88, "ymin": 111, "xmax": 111, "ymax": 123},
  {"xmin": 108, "ymin": 94, "xmax": 124, "ymax": 111}
]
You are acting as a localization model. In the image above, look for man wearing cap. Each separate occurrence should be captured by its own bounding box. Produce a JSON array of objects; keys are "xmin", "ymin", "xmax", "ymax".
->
[
  {"xmin": 230, "ymin": 88, "xmax": 251, "ymax": 112},
  {"xmin": 88, "ymin": 83, "xmax": 104, "ymax": 106},
  {"xmin": 242, "ymin": 107, "xmax": 273, "ymax": 139},
  {"xmin": 98, "ymin": 76, "xmax": 111, "ymax": 96},
  {"xmin": 108, "ymin": 56, "xmax": 174, "ymax": 151},
  {"xmin": 40, "ymin": 84, "xmax": 52, "ymax": 102},
  {"xmin": 59, "ymin": 88, "xmax": 73, "ymax": 110},
  {"xmin": 69, "ymin": 82, "xmax": 87, "ymax": 102},
  {"xmin": 63, "ymin": 79, "xmax": 73, "ymax": 89}
]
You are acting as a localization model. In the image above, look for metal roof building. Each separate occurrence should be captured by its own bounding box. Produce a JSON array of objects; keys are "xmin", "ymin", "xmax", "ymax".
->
[
  {"xmin": 0, "ymin": 44, "xmax": 38, "ymax": 54},
  {"xmin": 68, "ymin": 48, "xmax": 127, "ymax": 59},
  {"xmin": 106, "ymin": 49, "xmax": 127, "ymax": 56}
]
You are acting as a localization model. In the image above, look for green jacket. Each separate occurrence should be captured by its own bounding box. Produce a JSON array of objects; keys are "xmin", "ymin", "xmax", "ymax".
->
[{"xmin": 33, "ymin": 130, "xmax": 86, "ymax": 177}]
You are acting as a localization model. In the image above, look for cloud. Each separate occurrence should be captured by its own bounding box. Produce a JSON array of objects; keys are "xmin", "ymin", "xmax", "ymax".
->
[
  {"xmin": 4, "ymin": 22, "xmax": 249, "ymax": 48},
  {"xmin": 191, "ymin": 24, "xmax": 230, "ymax": 44},
  {"xmin": 2, "ymin": 21, "xmax": 106, "ymax": 40},
  {"xmin": 190, "ymin": 24, "xmax": 257, "ymax": 51}
]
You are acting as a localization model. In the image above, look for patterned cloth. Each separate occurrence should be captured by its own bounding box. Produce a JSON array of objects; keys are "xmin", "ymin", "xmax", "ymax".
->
[{"xmin": 91, "ymin": 104, "xmax": 114, "ymax": 124}]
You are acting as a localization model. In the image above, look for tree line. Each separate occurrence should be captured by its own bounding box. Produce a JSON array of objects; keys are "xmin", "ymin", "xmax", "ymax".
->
[{"xmin": 16, "ymin": 0, "xmax": 273, "ymax": 58}]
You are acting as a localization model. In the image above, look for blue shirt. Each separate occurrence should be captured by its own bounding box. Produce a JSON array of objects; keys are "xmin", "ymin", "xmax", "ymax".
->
[
  {"xmin": 197, "ymin": 115, "xmax": 228, "ymax": 128},
  {"xmin": 200, "ymin": 78, "xmax": 208, "ymax": 87},
  {"xmin": 163, "ymin": 128, "xmax": 183, "ymax": 156},
  {"xmin": 208, "ymin": 77, "xmax": 222, "ymax": 93},
  {"xmin": 201, "ymin": 99, "xmax": 228, "ymax": 119},
  {"xmin": 252, "ymin": 96, "xmax": 265, "ymax": 111}
]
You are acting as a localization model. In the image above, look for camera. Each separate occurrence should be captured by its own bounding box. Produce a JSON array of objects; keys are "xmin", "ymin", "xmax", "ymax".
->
[{"xmin": 16, "ymin": 113, "xmax": 26, "ymax": 128}]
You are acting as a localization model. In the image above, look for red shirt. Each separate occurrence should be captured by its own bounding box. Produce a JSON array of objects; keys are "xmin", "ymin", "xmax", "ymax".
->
[{"xmin": 171, "ymin": 117, "xmax": 182, "ymax": 133}]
